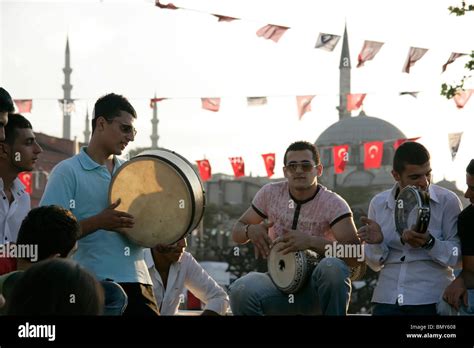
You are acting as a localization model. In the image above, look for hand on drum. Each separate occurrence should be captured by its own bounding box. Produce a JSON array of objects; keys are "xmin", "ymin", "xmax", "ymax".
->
[
  {"xmin": 97, "ymin": 198, "xmax": 135, "ymax": 233},
  {"xmin": 400, "ymin": 227, "xmax": 430, "ymax": 248},
  {"xmin": 357, "ymin": 216, "xmax": 383, "ymax": 244},
  {"xmin": 273, "ymin": 228, "xmax": 311, "ymax": 255},
  {"xmin": 247, "ymin": 220, "xmax": 273, "ymax": 259}
]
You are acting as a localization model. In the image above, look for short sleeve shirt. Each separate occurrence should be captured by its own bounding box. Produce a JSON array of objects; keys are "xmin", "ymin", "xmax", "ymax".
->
[{"xmin": 251, "ymin": 181, "xmax": 352, "ymax": 241}]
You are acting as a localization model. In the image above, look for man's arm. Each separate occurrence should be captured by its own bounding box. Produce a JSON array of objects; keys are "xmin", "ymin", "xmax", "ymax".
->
[
  {"xmin": 330, "ymin": 216, "xmax": 363, "ymax": 268},
  {"xmin": 232, "ymin": 207, "xmax": 273, "ymax": 259},
  {"xmin": 184, "ymin": 255, "xmax": 229, "ymax": 316},
  {"xmin": 461, "ymin": 255, "xmax": 474, "ymax": 288}
]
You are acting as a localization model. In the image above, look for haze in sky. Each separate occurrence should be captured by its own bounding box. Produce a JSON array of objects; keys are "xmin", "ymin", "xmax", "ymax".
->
[{"xmin": 1, "ymin": 0, "xmax": 473, "ymax": 189}]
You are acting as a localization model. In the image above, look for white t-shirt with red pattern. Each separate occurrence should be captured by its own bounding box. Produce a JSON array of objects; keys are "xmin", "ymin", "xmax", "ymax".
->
[{"xmin": 252, "ymin": 181, "xmax": 352, "ymax": 241}]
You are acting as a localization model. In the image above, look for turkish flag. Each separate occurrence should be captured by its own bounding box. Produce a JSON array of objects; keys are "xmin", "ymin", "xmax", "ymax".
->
[
  {"xmin": 196, "ymin": 160, "xmax": 212, "ymax": 182},
  {"xmin": 201, "ymin": 98, "xmax": 221, "ymax": 112},
  {"xmin": 150, "ymin": 98, "xmax": 166, "ymax": 109},
  {"xmin": 393, "ymin": 137, "xmax": 420, "ymax": 150},
  {"xmin": 256, "ymin": 24, "xmax": 289, "ymax": 43},
  {"xmin": 296, "ymin": 95, "xmax": 315, "ymax": 120},
  {"xmin": 14, "ymin": 99, "xmax": 33, "ymax": 113},
  {"xmin": 229, "ymin": 157, "xmax": 245, "ymax": 178},
  {"xmin": 155, "ymin": 0, "xmax": 178, "ymax": 9},
  {"xmin": 454, "ymin": 89, "xmax": 473, "ymax": 109},
  {"xmin": 18, "ymin": 172, "xmax": 32, "ymax": 194},
  {"xmin": 333, "ymin": 145, "xmax": 349, "ymax": 174},
  {"xmin": 347, "ymin": 94, "xmax": 366, "ymax": 111},
  {"xmin": 364, "ymin": 141, "xmax": 383, "ymax": 170},
  {"xmin": 261, "ymin": 153, "xmax": 275, "ymax": 177}
]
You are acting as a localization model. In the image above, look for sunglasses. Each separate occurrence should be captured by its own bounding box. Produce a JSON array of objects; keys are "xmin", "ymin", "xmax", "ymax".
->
[
  {"xmin": 285, "ymin": 162, "xmax": 318, "ymax": 173},
  {"xmin": 110, "ymin": 120, "xmax": 137, "ymax": 137}
]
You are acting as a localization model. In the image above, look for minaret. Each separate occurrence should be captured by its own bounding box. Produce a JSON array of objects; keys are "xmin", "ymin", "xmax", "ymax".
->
[
  {"xmin": 62, "ymin": 37, "xmax": 73, "ymax": 139},
  {"xmin": 83, "ymin": 107, "xmax": 91, "ymax": 144},
  {"xmin": 150, "ymin": 94, "xmax": 159, "ymax": 149},
  {"xmin": 337, "ymin": 24, "xmax": 351, "ymax": 120}
]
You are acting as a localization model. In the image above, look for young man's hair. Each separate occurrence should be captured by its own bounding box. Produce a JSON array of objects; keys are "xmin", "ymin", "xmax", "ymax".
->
[
  {"xmin": 393, "ymin": 142, "xmax": 430, "ymax": 174},
  {"xmin": 91, "ymin": 93, "xmax": 137, "ymax": 132},
  {"xmin": 283, "ymin": 141, "xmax": 320, "ymax": 165},
  {"xmin": 6, "ymin": 258, "xmax": 104, "ymax": 315},
  {"xmin": 0, "ymin": 87, "xmax": 14, "ymax": 113},
  {"xmin": 3, "ymin": 113, "xmax": 32, "ymax": 145},
  {"xmin": 16, "ymin": 205, "xmax": 80, "ymax": 261},
  {"xmin": 467, "ymin": 159, "xmax": 474, "ymax": 176}
]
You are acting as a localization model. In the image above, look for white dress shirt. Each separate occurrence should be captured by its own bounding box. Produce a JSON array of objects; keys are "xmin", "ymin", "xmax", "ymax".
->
[
  {"xmin": 144, "ymin": 249, "xmax": 229, "ymax": 315},
  {"xmin": 364, "ymin": 184, "xmax": 462, "ymax": 305},
  {"xmin": 0, "ymin": 178, "xmax": 30, "ymax": 244}
]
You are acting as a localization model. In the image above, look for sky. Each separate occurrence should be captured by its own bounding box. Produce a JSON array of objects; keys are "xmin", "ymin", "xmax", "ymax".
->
[{"xmin": 1, "ymin": 0, "xmax": 473, "ymax": 189}]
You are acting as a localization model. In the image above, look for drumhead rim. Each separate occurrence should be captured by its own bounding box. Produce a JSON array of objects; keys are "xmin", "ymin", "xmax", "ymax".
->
[{"xmin": 395, "ymin": 185, "xmax": 430, "ymax": 235}]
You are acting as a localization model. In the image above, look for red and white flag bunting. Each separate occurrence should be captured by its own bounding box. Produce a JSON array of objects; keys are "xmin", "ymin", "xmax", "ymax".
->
[
  {"xmin": 357, "ymin": 40, "xmax": 384, "ymax": 68},
  {"xmin": 201, "ymin": 98, "xmax": 221, "ymax": 112},
  {"xmin": 14, "ymin": 99, "xmax": 33, "ymax": 113},
  {"xmin": 402, "ymin": 47, "xmax": 428, "ymax": 73},
  {"xmin": 256, "ymin": 24, "xmax": 289, "ymax": 43},
  {"xmin": 296, "ymin": 95, "xmax": 315, "ymax": 119}
]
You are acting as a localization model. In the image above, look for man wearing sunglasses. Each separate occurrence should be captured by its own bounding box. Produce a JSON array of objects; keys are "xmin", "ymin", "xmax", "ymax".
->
[
  {"xmin": 40, "ymin": 93, "xmax": 160, "ymax": 316},
  {"xmin": 229, "ymin": 141, "xmax": 361, "ymax": 315}
]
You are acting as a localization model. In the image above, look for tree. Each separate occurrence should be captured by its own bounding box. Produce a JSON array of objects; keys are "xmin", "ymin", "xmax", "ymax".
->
[{"xmin": 441, "ymin": 2, "xmax": 474, "ymax": 99}]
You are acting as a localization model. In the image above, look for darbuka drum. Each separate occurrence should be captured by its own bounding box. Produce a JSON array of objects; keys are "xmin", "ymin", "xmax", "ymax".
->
[
  {"xmin": 268, "ymin": 243, "xmax": 367, "ymax": 293},
  {"xmin": 395, "ymin": 185, "xmax": 430, "ymax": 236},
  {"xmin": 268, "ymin": 242, "xmax": 320, "ymax": 294},
  {"xmin": 109, "ymin": 149, "xmax": 205, "ymax": 247}
]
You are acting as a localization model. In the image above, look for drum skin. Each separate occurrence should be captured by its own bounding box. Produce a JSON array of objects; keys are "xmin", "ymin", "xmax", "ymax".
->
[
  {"xmin": 395, "ymin": 185, "xmax": 430, "ymax": 236},
  {"xmin": 109, "ymin": 149, "xmax": 205, "ymax": 247},
  {"xmin": 268, "ymin": 242, "xmax": 320, "ymax": 294},
  {"xmin": 268, "ymin": 243, "xmax": 366, "ymax": 293}
]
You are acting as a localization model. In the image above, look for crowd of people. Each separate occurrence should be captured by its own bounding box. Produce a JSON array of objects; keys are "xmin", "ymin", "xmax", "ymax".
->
[{"xmin": 0, "ymin": 85, "xmax": 472, "ymax": 316}]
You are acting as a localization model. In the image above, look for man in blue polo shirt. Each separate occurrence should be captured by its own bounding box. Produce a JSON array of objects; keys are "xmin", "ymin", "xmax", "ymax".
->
[{"xmin": 40, "ymin": 93, "xmax": 159, "ymax": 316}]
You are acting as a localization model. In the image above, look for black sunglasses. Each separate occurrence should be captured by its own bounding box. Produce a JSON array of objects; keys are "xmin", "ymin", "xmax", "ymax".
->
[{"xmin": 285, "ymin": 163, "xmax": 318, "ymax": 172}]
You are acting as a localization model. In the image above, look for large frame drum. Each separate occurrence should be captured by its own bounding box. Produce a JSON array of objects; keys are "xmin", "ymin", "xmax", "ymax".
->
[
  {"xmin": 109, "ymin": 149, "xmax": 205, "ymax": 247},
  {"xmin": 395, "ymin": 185, "xmax": 430, "ymax": 235}
]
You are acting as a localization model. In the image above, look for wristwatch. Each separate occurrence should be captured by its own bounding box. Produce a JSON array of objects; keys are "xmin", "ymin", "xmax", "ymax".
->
[{"xmin": 421, "ymin": 233, "xmax": 435, "ymax": 250}]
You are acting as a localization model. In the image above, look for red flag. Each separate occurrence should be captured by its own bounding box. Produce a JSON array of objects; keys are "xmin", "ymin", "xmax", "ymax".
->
[
  {"xmin": 296, "ymin": 95, "xmax": 315, "ymax": 119},
  {"xmin": 364, "ymin": 141, "xmax": 383, "ymax": 169},
  {"xmin": 14, "ymin": 99, "xmax": 33, "ymax": 113},
  {"xmin": 229, "ymin": 157, "xmax": 245, "ymax": 178},
  {"xmin": 256, "ymin": 24, "xmax": 289, "ymax": 43},
  {"xmin": 18, "ymin": 172, "xmax": 33, "ymax": 194},
  {"xmin": 454, "ymin": 89, "xmax": 473, "ymax": 109},
  {"xmin": 442, "ymin": 52, "xmax": 466, "ymax": 73},
  {"xmin": 213, "ymin": 14, "xmax": 238, "ymax": 22},
  {"xmin": 201, "ymin": 98, "xmax": 221, "ymax": 112},
  {"xmin": 155, "ymin": 0, "xmax": 178, "ymax": 9},
  {"xmin": 448, "ymin": 132, "xmax": 463, "ymax": 161},
  {"xmin": 357, "ymin": 40, "xmax": 384, "ymax": 68},
  {"xmin": 196, "ymin": 159, "xmax": 212, "ymax": 181},
  {"xmin": 150, "ymin": 98, "xmax": 166, "ymax": 109},
  {"xmin": 315, "ymin": 33, "xmax": 341, "ymax": 51},
  {"xmin": 402, "ymin": 47, "xmax": 428, "ymax": 73},
  {"xmin": 333, "ymin": 145, "xmax": 349, "ymax": 174},
  {"xmin": 261, "ymin": 153, "xmax": 275, "ymax": 177},
  {"xmin": 347, "ymin": 94, "xmax": 366, "ymax": 111},
  {"xmin": 393, "ymin": 137, "xmax": 420, "ymax": 150}
]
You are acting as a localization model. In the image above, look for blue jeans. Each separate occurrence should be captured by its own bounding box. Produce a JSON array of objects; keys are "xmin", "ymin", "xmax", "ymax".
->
[
  {"xmin": 437, "ymin": 289, "xmax": 474, "ymax": 316},
  {"xmin": 100, "ymin": 280, "xmax": 128, "ymax": 316},
  {"xmin": 229, "ymin": 258, "xmax": 351, "ymax": 315}
]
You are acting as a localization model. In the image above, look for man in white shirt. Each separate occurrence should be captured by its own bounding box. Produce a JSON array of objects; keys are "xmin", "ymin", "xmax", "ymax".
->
[
  {"xmin": 145, "ymin": 237, "xmax": 229, "ymax": 315},
  {"xmin": 357, "ymin": 142, "xmax": 461, "ymax": 315},
  {"xmin": 0, "ymin": 114, "xmax": 42, "ymax": 245}
]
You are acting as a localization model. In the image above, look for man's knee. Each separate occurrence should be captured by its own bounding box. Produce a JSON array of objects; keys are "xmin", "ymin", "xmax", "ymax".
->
[{"xmin": 313, "ymin": 258, "xmax": 349, "ymax": 285}]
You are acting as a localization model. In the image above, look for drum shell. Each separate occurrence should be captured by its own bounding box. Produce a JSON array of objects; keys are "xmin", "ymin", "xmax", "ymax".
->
[{"xmin": 109, "ymin": 149, "xmax": 205, "ymax": 247}]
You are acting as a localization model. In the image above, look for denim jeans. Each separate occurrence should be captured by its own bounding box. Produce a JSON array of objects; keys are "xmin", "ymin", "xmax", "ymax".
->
[
  {"xmin": 437, "ymin": 289, "xmax": 474, "ymax": 316},
  {"xmin": 229, "ymin": 257, "xmax": 351, "ymax": 315},
  {"xmin": 100, "ymin": 280, "xmax": 128, "ymax": 316}
]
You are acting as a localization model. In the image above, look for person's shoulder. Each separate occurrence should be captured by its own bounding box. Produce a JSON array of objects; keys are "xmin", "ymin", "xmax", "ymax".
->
[
  {"xmin": 371, "ymin": 188, "xmax": 392, "ymax": 204},
  {"xmin": 258, "ymin": 180, "xmax": 287, "ymax": 195},
  {"xmin": 51, "ymin": 154, "xmax": 81, "ymax": 173},
  {"xmin": 431, "ymin": 184, "xmax": 461, "ymax": 204},
  {"xmin": 459, "ymin": 204, "xmax": 474, "ymax": 221}
]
